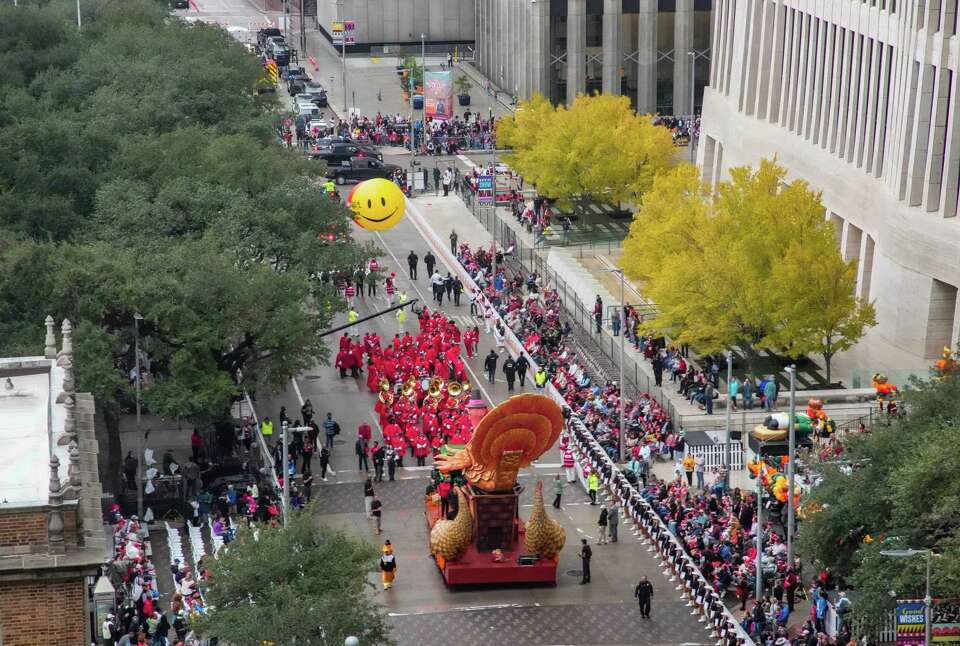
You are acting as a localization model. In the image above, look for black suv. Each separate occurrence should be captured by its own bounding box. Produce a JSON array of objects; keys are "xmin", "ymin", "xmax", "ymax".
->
[
  {"xmin": 310, "ymin": 142, "xmax": 383, "ymax": 164},
  {"xmin": 301, "ymin": 82, "xmax": 328, "ymax": 107},
  {"xmin": 325, "ymin": 158, "xmax": 401, "ymax": 185}
]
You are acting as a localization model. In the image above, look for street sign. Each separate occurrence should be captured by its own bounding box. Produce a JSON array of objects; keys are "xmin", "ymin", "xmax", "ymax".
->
[{"xmin": 331, "ymin": 20, "xmax": 355, "ymax": 46}]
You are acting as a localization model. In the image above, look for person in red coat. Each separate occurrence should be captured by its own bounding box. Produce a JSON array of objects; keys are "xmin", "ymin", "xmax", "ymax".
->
[
  {"xmin": 413, "ymin": 434, "xmax": 431, "ymax": 466},
  {"xmin": 335, "ymin": 350, "xmax": 349, "ymax": 378},
  {"xmin": 351, "ymin": 343, "xmax": 364, "ymax": 374},
  {"xmin": 358, "ymin": 422, "xmax": 372, "ymax": 443},
  {"xmin": 339, "ymin": 332, "xmax": 351, "ymax": 351}
]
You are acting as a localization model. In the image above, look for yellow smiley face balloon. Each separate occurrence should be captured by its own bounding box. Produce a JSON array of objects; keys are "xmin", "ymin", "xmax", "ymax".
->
[{"xmin": 349, "ymin": 178, "xmax": 406, "ymax": 231}]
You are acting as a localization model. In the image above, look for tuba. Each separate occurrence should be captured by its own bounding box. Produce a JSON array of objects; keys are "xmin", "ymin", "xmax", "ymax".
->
[
  {"xmin": 379, "ymin": 378, "xmax": 391, "ymax": 393},
  {"xmin": 447, "ymin": 381, "xmax": 463, "ymax": 398},
  {"xmin": 378, "ymin": 391, "xmax": 394, "ymax": 405},
  {"xmin": 402, "ymin": 377, "xmax": 417, "ymax": 399},
  {"xmin": 460, "ymin": 382, "xmax": 472, "ymax": 399},
  {"xmin": 428, "ymin": 377, "xmax": 444, "ymax": 399}
]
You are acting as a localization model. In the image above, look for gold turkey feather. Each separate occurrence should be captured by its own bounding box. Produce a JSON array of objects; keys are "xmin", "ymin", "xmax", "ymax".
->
[
  {"xmin": 430, "ymin": 489, "xmax": 473, "ymax": 560},
  {"xmin": 523, "ymin": 480, "xmax": 565, "ymax": 559}
]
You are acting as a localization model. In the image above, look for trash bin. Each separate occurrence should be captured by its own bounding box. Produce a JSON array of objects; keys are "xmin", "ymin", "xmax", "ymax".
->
[{"xmin": 412, "ymin": 94, "xmax": 424, "ymax": 110}]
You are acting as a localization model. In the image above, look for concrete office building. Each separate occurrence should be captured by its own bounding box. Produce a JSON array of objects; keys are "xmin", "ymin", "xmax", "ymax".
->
[
  {"xmin": 314, "ymin": 0, "xmax": 475, "ymax": 51},
  {"xmin": 699, "ymin": 0, "xmax": 960, "ymax": 378},
  {"xmin": 473, "ymin": 0, "xmax": 712, "ymax": 113}
]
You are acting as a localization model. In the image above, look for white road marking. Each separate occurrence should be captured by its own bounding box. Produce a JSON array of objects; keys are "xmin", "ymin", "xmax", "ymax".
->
[{"xmin": 456, "ymin": 154, "xmax": 477, "ymax": 169}]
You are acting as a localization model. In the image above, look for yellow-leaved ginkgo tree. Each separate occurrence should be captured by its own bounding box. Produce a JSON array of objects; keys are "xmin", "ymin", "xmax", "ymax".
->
[
  {"xmin": 621, "ymin": 159, "xmax": 876, "ymax": 381},
  {"xmin": 497, "ymin": 93, "xmax": 674, "ymax": 231}
]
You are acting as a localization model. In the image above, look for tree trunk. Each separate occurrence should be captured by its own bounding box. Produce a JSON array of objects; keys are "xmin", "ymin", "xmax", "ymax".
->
[
  {"xmin": 95, "ymin": 400, "xmax": 123, "ymax": 496},
  {"xmin": 823, "ymin": 335, "xmax": 834, "ymax": 385}
]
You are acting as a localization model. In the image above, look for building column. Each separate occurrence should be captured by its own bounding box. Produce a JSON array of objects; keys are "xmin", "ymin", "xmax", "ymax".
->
[
  {"xmin": 636, "ymin": 0, "xmax": 657, "ymax": 113},
  {"xmin": 530, "ymin": 0, "xmax": 550, "ymax": 96},
  {"xmin": 567, "ymin": 0, "xmax": 586, "ymax": 104},
  {"xmin": 673, "ymin": 0, "xmax": 693, "ymax": 115},
  {"xmin": 602, "ymin": 0, "xmax": 622, "ymax": 94}
]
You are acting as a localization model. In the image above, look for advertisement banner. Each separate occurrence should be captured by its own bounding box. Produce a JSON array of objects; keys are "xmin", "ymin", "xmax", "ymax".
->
[
  {"xmin": 897, "ymin": 603, "xmax": 926, "ymax": 646},
  {"xmin": 477, "ymin": 174, "xmax": 494, "ymax": 205},
  {"xmin": 424, "ymin": 71, "xmax": 454, "ymax": 122}
]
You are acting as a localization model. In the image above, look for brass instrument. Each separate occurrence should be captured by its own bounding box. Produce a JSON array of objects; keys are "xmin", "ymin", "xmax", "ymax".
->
[
  {"xmin": 460, "ymin": 382, "xmax": 472, "ymax": 398},
  {"xmin": 378, "ymin": 391, "xmax": 394, "ymax": 405},
  {"xmin": 379, "ymin": 379, "xmax": 391, "ymax": 393},
  {"xmin": 447, "ymin": 382, "xmax": 463, "ymax": 398},
  {"xmin": 402, "ymin": 377, "xmax": 417, "ymax": 399},
  {"xmin": 428, "ymin": 377, "xmax": 444, "ymax": 399}
]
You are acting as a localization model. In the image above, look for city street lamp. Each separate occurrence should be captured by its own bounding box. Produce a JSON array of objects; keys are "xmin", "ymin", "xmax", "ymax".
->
[
  {"xmin": 609, "ymin": 268, "xmax": 626, "ymax": 463},
  {"xmin": 687, "ymin": 51, "xmax": 695, "ymax": 164},
  {"xmin": 786, "ymin": 364, "xmax": 797, "ymax": 563},
  {"xmin": 133, "ymin": 312, "xmax": 144, "ymax": 519},
  {"xmin": 880, "ymin": 549, "xmax": 933, "ymax": 646},
  {"xmin": 723, "ymin": 350, "xmax": 732, "ymax": 489}
]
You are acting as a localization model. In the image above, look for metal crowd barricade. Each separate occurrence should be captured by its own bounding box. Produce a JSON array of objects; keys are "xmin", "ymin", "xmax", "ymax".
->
[{"xmin": 564, "ymin": 411, "xmax": 755, "ymax": 645}]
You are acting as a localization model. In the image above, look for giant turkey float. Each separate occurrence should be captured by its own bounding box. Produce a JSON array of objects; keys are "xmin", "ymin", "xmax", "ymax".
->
[{"xmin": 424, "ymin": 393, "xmax": 566, "ymax": 586}]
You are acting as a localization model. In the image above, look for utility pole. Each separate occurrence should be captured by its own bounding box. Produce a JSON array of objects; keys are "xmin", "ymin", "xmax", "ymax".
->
[
  {"xmin": 723, "ymin": 350, "xmax": 732, "ymax": 489},
  {"xmin": 298, "ymin": 0, "xmax": 306, "ymax": 54},
  {"xmin": 687, "ymin": 51, "xmax": 695, "ymax": 164},
  {"xmin": 281, "ymin": 422, "xmax": 290, "ymax": 526},
  {"xmin": 76, "ymin": 0, "xmax": 81, "ymax": 30},
  {"xmin": 134, "ymin": 313, "xmax": 144, "ymax": 519},
  {"xmin": 755, "ymin": 468, "xmax": 763, "ymax": 600},
  {"xmin": 616, "ymin": 269, "xmax": 625, "ymax": 463},
  {"xmin": 786, "ymin": 364, "xmax": 797, "ymax": 563}
]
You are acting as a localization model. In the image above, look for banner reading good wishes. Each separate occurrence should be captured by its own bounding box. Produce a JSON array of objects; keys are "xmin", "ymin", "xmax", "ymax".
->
[{"xmin": 425, "ymin": 71, "xmax": 454, "ymax": 122}]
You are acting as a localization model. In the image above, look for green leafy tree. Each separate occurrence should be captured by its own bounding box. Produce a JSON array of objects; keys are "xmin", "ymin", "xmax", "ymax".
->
[
  {"xmin": 191, "ymin": 509, "xmax": 393, "ymax": 645},
  {"xmin": 797, "ymin": 372, "xmax": 960, "ymax": 627},
  {"xmin": 0, "ymin": 0, "xmax": 374, "ymax": 492}
]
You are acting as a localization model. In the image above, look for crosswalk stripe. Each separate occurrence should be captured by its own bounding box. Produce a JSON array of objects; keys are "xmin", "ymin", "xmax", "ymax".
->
[{"xmin": 457, "ymin": 154, "xmax": 477, "ymax": 169}]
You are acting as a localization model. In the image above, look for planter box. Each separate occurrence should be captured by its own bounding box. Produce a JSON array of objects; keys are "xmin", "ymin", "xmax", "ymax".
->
[{"xmin": 458, "ymin": 94, "xmax": 471, "ymax": 106}]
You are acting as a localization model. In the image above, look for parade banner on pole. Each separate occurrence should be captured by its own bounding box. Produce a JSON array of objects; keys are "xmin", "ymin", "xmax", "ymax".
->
[
  {"xmin": 424, "ymin": 71, "xmax": 454, "ymax": 122},
  {"xmin": 896, "ymin": 603, "xmax": 926, "ymax": 646},
  {"xmin": 477, "ymin": 174, "xmax": 494, "ymax": 205}
]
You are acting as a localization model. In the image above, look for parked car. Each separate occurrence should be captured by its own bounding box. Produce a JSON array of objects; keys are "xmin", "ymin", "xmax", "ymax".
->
[
  {"xmin": 310, "ymin": 141, "xmax": 382, "ymax": 164},
  {"xmin": 301, "ymin": 82, "xmax": 328, "ymax": 107},
  {"xmin": 307, "ymin": 119, "xmax": 333, "ymax": 136},
  {"xmin": 288, "ymin": 79, "xmax": 307, "ymax": 96},
  {"xmin": 294, "ymin": 101, "xmax": 321, "ymax": 119},
  {"xmin": 325, "ymin": 158, "xmax": 401, "ymax": 184},
  {"xmin": 267, "ymin": 40, "xmax": 290, "ymax": 67},
  {"xmin": 257, "ymin": 27, "xmax": 282, "ymax": 49},
  {"xmin": 171, "ymin": 0, "xmax": 189, "ymax": 8}
]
